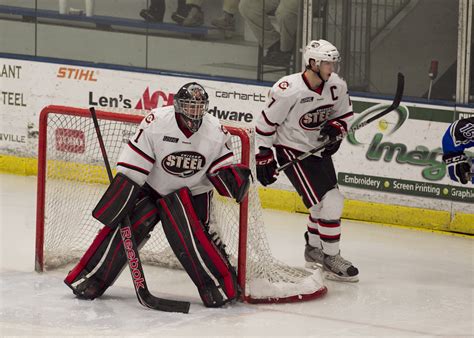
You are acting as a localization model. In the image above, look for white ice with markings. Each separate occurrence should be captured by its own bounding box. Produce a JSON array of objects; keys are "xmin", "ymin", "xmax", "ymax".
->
[{"xmin": 0, "ymin": 173, "xmax": 472, "ymax": 336}]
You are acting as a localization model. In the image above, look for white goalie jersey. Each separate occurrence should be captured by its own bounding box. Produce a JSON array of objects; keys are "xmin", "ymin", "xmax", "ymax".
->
[
  {"xmin": 117, "ymin": 106, "xmax": 234, "ymax": 196},
  {"xmin": 256, "ymin": 72, "xmax": 354, "ymax": 154}
]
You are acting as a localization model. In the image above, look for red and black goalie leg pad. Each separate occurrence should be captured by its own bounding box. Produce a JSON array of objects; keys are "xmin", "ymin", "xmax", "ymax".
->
[
  {"xmin": 64, "ymin": 193, "xmax": 159, "ymax": 299},
  {"xmin": 158, "ymin": 187, "xmax": 239, "ymax": 307}
]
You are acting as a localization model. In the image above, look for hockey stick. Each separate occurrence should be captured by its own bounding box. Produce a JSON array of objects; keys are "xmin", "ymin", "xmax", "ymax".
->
[
  {"xmin": 276, "ymin": 72, "xmax": 405, "ymax": 174},
  {"xmin": 89, "ymin": 107, "xmax": 190, "ymax": 314}
]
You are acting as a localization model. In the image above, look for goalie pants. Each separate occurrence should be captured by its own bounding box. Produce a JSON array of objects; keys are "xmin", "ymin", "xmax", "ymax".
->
[{"xmin": 64, "ymin": 183, "xmax": 212, "ymax": 300}]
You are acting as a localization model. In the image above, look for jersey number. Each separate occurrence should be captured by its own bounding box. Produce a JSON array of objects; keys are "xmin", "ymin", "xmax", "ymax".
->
[
  {"xmin": 134, "ymin": 129, "xmax": 144, "ymax": 143},
  {"xmin": 330, "ymin": 86, "xmax": 338, "ymax": 100}
]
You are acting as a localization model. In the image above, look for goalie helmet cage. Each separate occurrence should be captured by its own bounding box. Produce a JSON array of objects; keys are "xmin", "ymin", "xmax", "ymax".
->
[{"xmin": 36, "ymin": 105, "xmax": 326, "ymax": 304}]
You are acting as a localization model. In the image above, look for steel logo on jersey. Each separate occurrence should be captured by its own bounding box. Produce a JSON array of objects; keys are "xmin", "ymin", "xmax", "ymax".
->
[
  {"xmin": 162, "ymin": 151, "xmax": 206, "ymax": 178},
  {"xmin": 299, "ymin": 104, "xmax": 334, "ymax": 130}
]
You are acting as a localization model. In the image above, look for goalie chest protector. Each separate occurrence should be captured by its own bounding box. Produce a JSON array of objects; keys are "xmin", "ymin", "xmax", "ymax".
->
[{"xmin": 117, "ymin": 106, "xmax": 233, "ymax": 197}]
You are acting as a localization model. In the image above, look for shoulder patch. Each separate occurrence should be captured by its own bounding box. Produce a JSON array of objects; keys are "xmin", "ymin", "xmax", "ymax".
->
[
  {"xmin": 144, "ymin": 113, "xmax": 155, "ymax": 124},
  {"xmin": 278, "ymin": 81, "xmax": 289, "ymax": 90}
]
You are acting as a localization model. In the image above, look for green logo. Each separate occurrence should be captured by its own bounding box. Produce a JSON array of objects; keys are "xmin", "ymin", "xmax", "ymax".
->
[
  {"xmin": 347, "ymin": 104, "xmax": 447, "ymax": 181},
  {"xmin": 366, "ymin": 134, "xmax": 445, "ymax": 180},
  {"xmin": 347, "ymin": 104, "xmax": 409, "ymax": 145}
]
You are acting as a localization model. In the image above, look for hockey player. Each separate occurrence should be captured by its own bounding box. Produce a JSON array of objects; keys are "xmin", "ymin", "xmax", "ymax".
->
[
  {"xmin": 255, "ymin": 40, "xmax": 358, "ymax": 282},
  {"xmin": 65, "ymin": 82, "xmax": 251, "ymax": 307},
  {"xmin": 442, "ymin": 116, "xmax": 474, "ymax": 184}
]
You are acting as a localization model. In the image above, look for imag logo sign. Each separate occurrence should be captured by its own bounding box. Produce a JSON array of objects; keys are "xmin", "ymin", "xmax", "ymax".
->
[{"xmin": 346, "ymin": 104, "xmax": 451, "ymax": 181}]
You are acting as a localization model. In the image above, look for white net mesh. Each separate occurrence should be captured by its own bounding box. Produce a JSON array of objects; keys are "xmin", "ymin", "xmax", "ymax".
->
[{"xmin": 38, "ymin": 106, "xmax": 325, "ymax": 302}]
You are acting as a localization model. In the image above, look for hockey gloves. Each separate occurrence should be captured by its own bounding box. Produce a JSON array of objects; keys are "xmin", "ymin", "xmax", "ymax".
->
[
  {"xmin": 207, "ymin": 164, "xmax": 252, "ymax": 203},
  {"xmin": 319, "ymin": 119, "xmax": 347, "ymax": 157},
  {"xmin": 92, "ymin": 173, "xmax": 141, "ymax": 228},
  {"xmin": 442, "ymin": 152, "xmax": 473, "ymax": 184},
  {"xmin": 256, "ymin": 147, "xmax": 277, "ymax": 186}
]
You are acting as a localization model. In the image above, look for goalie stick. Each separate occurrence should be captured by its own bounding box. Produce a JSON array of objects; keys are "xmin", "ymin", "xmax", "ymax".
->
[
  {"xmin": 276, "ymin": 72, "xmax": 405, "ymax": 174},
  {"xmin": 90, "ymin": 107, "xmax": 190, "ymax": 314}
]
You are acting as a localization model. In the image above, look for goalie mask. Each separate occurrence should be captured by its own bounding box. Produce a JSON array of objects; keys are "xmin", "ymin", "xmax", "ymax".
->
[{"xmin": 174, "ymin": 82, "xmax": 209, "ymax": 133}]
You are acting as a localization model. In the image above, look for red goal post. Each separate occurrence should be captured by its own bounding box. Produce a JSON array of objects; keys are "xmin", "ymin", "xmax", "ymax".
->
[{"xmin": 36, "ymin": 105, "xmax": 327, "ymax": 304}]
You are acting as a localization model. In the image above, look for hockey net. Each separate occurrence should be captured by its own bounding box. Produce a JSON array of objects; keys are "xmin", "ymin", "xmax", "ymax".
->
[{"xmin": 36, "ymin": 105, "xmax": 326, "ymax": 303}]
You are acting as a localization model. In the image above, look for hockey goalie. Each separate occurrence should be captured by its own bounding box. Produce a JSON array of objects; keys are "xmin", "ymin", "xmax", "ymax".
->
[{"xmin": 64, "ymin": 82, "xmax": 252, "ymax": 308}]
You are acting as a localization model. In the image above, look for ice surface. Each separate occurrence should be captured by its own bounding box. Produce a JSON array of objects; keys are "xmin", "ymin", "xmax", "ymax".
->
[{"xmin": 0, "ymin": 173, "xmax": 472, "ymax": 336}]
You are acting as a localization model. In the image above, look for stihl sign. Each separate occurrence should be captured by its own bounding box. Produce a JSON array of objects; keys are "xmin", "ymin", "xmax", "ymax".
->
[{"xmin": 57, "ymin": 67, "xmax": 98, "ymax": 82}]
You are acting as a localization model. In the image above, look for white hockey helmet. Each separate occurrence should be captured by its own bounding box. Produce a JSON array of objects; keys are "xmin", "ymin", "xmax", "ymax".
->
[{"xmin": 303, "ymin": 39, "xmax": 341, "ymax": 68}]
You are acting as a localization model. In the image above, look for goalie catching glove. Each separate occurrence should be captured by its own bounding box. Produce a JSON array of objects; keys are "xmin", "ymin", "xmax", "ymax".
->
[
  {"xmin": 442, "ymin": 152, "xmax": 473, "ymax": 184},
  {"xmin": 207, "ymin": 164, "xmax": 252, "ymax": 203}
]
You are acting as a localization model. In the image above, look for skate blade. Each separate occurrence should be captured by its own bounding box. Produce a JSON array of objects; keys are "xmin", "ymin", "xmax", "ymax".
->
[
  {"xmin": 323, "ymin": 271, "xmax": 359, "ymax": 283},
  {"xmin": 305, "ymin": 261, "xmax": 323, "ymax": 270}
]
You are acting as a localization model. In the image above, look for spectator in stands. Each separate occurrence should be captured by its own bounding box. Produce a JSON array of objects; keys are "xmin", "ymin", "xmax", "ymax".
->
[
  {"xmin": 171, "ymin": 0, "xmax": 240, "ymax": 29},
  {"xmin": 140, "ymin": 0, "xmax": 186, "ymax": 23},
  {"xmin": 140, "ymin": 0, "xmax": 165, "ymax": 22},
  {"xmin": 171, "ymin": 0, "xmax": 205, "ymax": 27},
  {"xmin": 239, "ymin": 0, "xmax": 298, "ymax": 66},
  {"xmin": 211, "ymin": 0, "xmax": 240, "ymax": 31}
]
